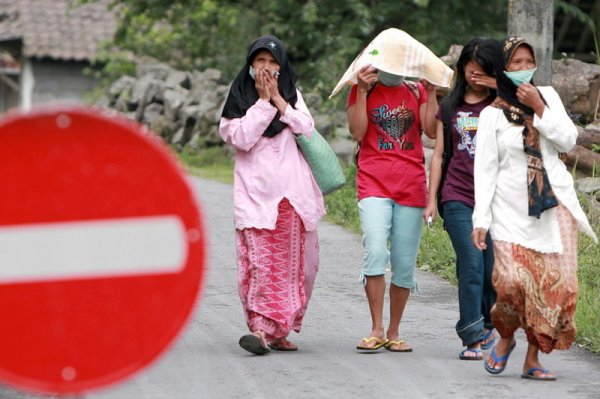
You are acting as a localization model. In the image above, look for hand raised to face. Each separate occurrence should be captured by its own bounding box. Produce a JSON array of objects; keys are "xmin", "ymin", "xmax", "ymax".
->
[
  {"xmin": 516, "ymin": 83, "xmax": 543, "ymax": 109},
  {"xmin": 472, "ymin": 71, "xmax": 497, "ymax": 90},
  {"xmin": 356, "ymin": 64, "xmax": 378, "ymax": 94},
  {"xmin": 262, "ymin": 69, "xmax": 281, "ymax": 101},
  {"xmin": 255, "ymin": 68, "xmax": 273, "ymax": 100}
]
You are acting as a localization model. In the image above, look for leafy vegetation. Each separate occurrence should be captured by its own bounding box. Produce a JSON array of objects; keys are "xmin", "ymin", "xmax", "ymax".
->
[
  {"xmin": 556, "ymin": 0, "xmax": 600, "ymax": 65},
  {"xmin": 83, "ymin": 0, "xmax": 508, "ymax": 101}
]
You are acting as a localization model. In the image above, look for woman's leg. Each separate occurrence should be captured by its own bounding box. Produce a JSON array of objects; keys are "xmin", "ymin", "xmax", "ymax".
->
[
  {"xmin": 357, "ymin": 197, "xmax": 393, "ymax": 347},
  {"xmin": 387, "ymin": 203, "xmax": 422, "ymax": 349},
  {"xmin": 522, "ymin": 343, "xmax": 556, "ymax": 380},
  {"xmin": 443, "ymin": 201, "xmax": 486, "ymax": 349},
  {"xmin": 481, "ymin": 231, "xmax": 496, "ymax": 346}
]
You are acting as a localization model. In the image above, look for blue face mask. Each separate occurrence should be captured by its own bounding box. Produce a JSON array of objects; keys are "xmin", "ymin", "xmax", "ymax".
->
[
  {"xmin": 503, "ymin": 68, "xmax": 536, "ymax": 86},
  {"xmin": 378, "ymin": 70, "xmax": 404, "ymax": 87}
]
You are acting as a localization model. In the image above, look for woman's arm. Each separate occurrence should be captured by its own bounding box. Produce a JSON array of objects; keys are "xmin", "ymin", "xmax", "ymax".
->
[
  {"xmin": 532, "ymin": 86, "xmax": 578, "ymax": 153},
  {"xmin": 280, "ymin": 90, "xmax": 315, "ymax": 136},
  {"xmin": 347, "ymin": 65, "xmax": 378, "ymax": 141},
  {"xmin": 219, "ymin": 99, "xmax": 277, "ymax": 151},
  {"xmin": 472, "ymin": 108, "xmax": 499, "ymax": 238},
  {"xmin": 423, "ymin": 120, "xmax": 444, "ymax": 222},
  {"xmin": 421, "ymin": 80, "xmax": 438, "ymax": 139}
]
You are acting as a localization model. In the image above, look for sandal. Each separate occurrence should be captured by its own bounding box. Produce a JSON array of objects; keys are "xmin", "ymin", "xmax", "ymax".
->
[
  {"xmin": 356, "ymin": 336, "xmax": 387, "ymax": 351},
  {"xmin": 481, "ymin": 329, "xmax": 496, "ymax": 350},
  {"xmin": 269, "ymin": 338, "xmax": 298, "ymax": 351},
  {"xmin": 239, "ymin": 332, "xmax": 270, "ymax": 355},
  {"xmin": 384, "ymin": 339, "xmax": 413, "ymax": 352},
  {"xmin": 459, "ymin": 348, "xmax": 483, "ymax": 360},
  {"xmin": 484, "ymin": 341, "xmax": 516, "ymax": 374},
  {"xmin": 521, "ymin": 367, "xmax": 556, "ymax": 381}
]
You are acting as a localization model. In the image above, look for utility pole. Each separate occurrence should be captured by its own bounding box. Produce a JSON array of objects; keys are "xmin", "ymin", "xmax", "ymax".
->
[{"xmin": 507, "ymin": 0, "xmax": 555, "ymax": 85}]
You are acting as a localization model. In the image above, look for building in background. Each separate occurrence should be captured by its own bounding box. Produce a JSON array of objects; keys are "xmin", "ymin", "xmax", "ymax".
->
[{"xmin": 0, "ymin": 0, "xmax": 116, "ymax": 112}]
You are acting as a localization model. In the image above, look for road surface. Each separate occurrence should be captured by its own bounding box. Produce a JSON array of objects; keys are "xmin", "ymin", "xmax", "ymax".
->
[{"xmin": 2, "ymin": 176, "xmax": 600, "ymax": 398}]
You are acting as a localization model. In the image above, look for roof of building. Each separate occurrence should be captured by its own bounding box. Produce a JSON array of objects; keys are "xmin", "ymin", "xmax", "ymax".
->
[{"xmin": 0, "ymin": 0, "xmax": 117, "ymax": 61}]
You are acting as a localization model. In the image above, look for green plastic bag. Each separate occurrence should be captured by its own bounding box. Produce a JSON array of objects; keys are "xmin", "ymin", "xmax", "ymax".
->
[{"xmin": 295, "ymin": 129, "xmax": 346, "ymax": 195}]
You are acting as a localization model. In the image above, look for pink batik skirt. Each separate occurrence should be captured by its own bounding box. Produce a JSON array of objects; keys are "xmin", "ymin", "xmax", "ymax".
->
[{"xmin": 236, "ymin": 198, "xmax": 319, "ymax": 340}]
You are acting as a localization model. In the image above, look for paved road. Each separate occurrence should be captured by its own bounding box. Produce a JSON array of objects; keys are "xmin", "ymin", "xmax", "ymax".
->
[{"xmin": 2, "ymin": 176, "xmax": 600, "ymax": 398}]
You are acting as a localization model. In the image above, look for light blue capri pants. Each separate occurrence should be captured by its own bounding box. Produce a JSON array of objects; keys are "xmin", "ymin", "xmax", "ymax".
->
[{"xmin": 358, "ymin": 197, "xmax": 423, "ymax": 289}]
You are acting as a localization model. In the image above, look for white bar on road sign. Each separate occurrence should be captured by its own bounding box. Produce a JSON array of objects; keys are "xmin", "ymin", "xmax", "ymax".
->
[{"xmin": 0, "ymin": 216, "xmax": 188, "ymax": 284}]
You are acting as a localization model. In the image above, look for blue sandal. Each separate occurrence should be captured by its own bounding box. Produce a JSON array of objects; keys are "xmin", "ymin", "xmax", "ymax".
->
[
  {"xmin": 521, "ymin": 367, "xmax": 557, "ymax": 381},
  {"xmin": 481, "ymin": 329, "xmax": 496, "ymax": 350},
  {"xmin": 484, "ymin": 341, "xmax": 516, "ymax": 374}
]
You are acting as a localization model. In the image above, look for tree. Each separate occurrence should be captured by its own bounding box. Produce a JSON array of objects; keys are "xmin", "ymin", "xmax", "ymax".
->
[
  {"xmin": 83, "ymin": 0, "xmax": 508, "ymax": 100},
  {"xmin": 507, "ymin": 0, "xmax": 555, "ymax": 85}
]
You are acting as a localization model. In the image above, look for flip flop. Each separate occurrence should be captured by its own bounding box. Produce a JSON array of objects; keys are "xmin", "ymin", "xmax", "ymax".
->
[
  {"xmin": 521, "ymin": 367, "xmax": 557, "ymax": 381},
  {"xmin": 384, "ymin": 339, "xmax": 413, "ymax": 352},
  {"xmin": 239, "ymin": 334, "xmax": 270, "ymax": 355},
  {"xmin": 484, "ymin": 341, "xmax": 516, "ymax": 374},
  {"xmin": 269, "ymin": 340, "xmax": 298, "ymax": 351},
  {"xmin": 481, "ymin": 329, "xmax": 496, "ymax": 350},
  {"xmin": 356, "ymin": 336, "xmax": 387, "ymax": 351},
  {"xmin": 459, "ymin": 348, "xmax": 483, "ymax": 360}
]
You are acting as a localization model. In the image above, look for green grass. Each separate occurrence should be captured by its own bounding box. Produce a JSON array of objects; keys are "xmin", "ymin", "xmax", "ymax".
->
[
  {"xmin": 177, "ymin": 146, "xmax": 234, "ymax": 183},
  {"xmin": 574, "ymin": 194, "xmax": 600, "ymax": 352},
  {"xmin": 181, "ymin": 155, "xmax": 600, "ymax": 353}
]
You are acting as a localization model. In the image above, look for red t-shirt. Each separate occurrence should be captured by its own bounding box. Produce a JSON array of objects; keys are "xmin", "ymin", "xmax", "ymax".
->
[{"xmin": 347, "ymin": 82, "xmax": 428, "ymax": 207}]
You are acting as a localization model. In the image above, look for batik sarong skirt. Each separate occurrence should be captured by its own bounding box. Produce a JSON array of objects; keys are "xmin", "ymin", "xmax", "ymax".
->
[
  {"xmin": 236, "ymin": 198, "xmax": 319, "ymax": 339},
  {"xmin": 491, "ymin": 205, "xmax": 578, "ymax": 353}
]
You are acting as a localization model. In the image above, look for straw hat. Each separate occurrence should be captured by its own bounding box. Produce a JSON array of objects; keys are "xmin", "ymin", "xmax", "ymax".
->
[{"xmin": 329, "ymin": 28, "xmax": 454, "ymax": 98}]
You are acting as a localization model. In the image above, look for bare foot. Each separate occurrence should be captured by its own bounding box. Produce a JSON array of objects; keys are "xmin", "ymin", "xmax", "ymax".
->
[
  {"xmin": 385, "ymin": 337, "xmax": 413, "ymax": 352},
  {"xmin": 357, "ymin": 327, "xmax": 386, "ymax": 349},
  {"xmin": 484, "ymin": 337, "xmax": 516, "ymax": 373}
]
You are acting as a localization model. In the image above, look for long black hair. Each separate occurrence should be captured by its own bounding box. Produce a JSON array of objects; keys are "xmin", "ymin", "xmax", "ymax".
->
[{"xmin": 444, "ymin": 37, "xmax": 498, "ymax": 111}]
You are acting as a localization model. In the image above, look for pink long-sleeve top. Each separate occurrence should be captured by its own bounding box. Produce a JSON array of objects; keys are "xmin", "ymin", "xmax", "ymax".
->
[{"xmin": 219, "ymin": 90, "xmax": 325, "ymax": 232}]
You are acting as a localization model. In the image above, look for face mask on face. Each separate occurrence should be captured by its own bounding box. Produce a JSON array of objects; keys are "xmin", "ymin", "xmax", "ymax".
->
[
  {"xmin": 249, "ymin": 66, "xmax": 279, "ymax": 80},
  {"xmin": 503, "ymin": 68, "xmax": 536, "ymax": 86},
  {"xmin": 378, "ymin": 70, "xmax": 404, "ymax": 87}
]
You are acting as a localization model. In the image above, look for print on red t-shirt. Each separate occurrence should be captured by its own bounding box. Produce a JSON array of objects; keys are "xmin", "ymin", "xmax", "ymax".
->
[{"xmin": 347, "ymin": 82, "xmax": 428, "ymax": 207}]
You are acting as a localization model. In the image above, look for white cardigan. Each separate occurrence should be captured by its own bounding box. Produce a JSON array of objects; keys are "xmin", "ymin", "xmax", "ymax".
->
[{"xmin": 473, "ymin": 86, "xmax": 597, "ymax": 253}]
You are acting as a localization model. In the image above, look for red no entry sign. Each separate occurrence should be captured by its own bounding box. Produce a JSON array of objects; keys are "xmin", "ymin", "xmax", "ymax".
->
[{"xmin": 0, "ymin": 107, "xmax": 206, "ymax": 394}]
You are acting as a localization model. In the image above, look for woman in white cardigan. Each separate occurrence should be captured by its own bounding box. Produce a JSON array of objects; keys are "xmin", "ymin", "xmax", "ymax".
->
[{"xmin": 471, "ymin": 36, "xmax": 597, "ymax": 381}]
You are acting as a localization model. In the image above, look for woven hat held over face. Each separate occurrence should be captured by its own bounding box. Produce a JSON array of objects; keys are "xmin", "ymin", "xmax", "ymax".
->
[{"xmin": 329, "ymin": 28, "xmax": 454, "ymax": 98}]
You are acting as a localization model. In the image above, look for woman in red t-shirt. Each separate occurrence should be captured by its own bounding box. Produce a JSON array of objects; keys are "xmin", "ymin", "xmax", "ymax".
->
[{"xmin": 348, "ymin": 64, "xmax": 437, "ymax": 352}]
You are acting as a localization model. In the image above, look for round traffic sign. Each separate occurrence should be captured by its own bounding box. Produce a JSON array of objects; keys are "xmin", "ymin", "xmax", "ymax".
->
[{"xmin": 0, "ymin": 106, "xmax": 205, "ymax": 394}]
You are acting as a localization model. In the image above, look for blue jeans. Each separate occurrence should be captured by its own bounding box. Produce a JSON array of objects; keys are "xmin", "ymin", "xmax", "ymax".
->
[
  {"xmin": 358, "ymin": 197, "xmax": 423, "ymax": 289},
  {"xmin": 443, "ymin": 201, "xmax": 495, "ymax": 346}
]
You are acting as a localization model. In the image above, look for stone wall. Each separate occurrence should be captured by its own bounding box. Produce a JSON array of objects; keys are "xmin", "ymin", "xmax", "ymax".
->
[{"xmin": 101, "ymin": 57, "xmax": 600, "ymax": 201}]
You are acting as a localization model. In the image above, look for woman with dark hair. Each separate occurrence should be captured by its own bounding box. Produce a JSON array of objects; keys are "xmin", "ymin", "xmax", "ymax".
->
[
  {"xmin": 424, "ymin": 38, "xmax": 498, "ymax": 360},
  {"xmin": 219, "ymin": 35, "xmax": 325, "ymax": 355},
  {"xmin": 472, "ymin": 36, "xmax": 597, "ymax": 380}
]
